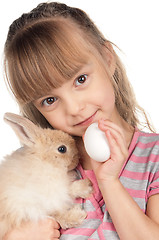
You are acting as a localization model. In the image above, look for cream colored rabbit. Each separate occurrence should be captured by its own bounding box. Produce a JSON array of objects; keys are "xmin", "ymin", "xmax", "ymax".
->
[{"xmin": 0, "ymin": 113, "xmax": 93, "ymax": 239}]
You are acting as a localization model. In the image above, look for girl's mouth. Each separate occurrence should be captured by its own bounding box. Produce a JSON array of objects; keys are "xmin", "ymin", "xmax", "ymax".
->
[{"xmin": 75, "ymin": 111, "xmax": 97, "ymax": 127}]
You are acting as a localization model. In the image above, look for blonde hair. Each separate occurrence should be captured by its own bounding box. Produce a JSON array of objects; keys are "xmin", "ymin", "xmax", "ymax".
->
[{"xmin": 4, "ymin": 2, "xmax": 154, "ymax": 131}]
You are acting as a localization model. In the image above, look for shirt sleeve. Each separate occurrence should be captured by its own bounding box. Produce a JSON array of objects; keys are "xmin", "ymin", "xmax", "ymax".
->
[
  {"xmin": 147, "ymin": 171, "xmax": 159, "ymax": 198},
  {"xmin": 147, "ymin": 153, "xmax": 159, "ymax": 199}
]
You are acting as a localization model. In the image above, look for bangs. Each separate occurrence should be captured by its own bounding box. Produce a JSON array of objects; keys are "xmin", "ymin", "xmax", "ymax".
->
[{"xmin": 5, "ymin": 19, "xmax": 92, "ymax": 105}]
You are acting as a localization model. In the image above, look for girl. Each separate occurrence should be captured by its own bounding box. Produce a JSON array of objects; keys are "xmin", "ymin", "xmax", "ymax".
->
[{"xmin": 3, "ymin": 2, "xmax": 159, "ymax": 240}]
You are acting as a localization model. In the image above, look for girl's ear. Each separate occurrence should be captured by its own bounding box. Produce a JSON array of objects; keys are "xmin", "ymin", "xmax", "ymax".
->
[
  {"xmin": 102, "ymin": 41, "xmax": 116, "ymax": 76},
  {"xmin": 4, "ymin": 112, "xmax": 39, "ymax": 147}
]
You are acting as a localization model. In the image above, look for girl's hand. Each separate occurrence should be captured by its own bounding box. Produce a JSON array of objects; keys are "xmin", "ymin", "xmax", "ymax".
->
[
  {"xmin": 4, "ymin": 218, "xmax": 60, "ymax": 240},
  {"xmin": 90, "ymin": 119, "xmax": 129, "ymax": 183}
]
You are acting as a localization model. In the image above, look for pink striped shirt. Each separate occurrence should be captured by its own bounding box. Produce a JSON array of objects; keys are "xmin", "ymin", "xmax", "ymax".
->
[{"xmin": 60, "ymin": 129, "xmax": 159, "ymax": 239}]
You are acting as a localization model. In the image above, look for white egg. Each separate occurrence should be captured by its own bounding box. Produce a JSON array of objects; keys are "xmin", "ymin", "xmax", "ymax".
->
[{"xmin": 84, "ymin": 122, "xmax": 110, "ymax": 162}]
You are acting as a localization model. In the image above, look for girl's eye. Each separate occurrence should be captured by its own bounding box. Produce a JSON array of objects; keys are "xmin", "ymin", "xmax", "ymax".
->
[
  {"xmin": 75, "ymin": 74, "xmax": 88, "ymax": 86},
  {"xmin": 42, "ymin": 97, "xmax": 57, "ymax": 106}
]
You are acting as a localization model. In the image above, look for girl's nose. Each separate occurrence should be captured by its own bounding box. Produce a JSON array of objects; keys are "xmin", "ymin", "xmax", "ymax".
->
[{"xmin": 64, "ymin": 95, "xmax": 85, "ymax": 116}]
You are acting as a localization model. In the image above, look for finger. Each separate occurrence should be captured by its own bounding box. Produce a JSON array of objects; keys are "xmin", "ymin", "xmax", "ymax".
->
[
  {"xmin": 99, "ymin": 121, "xmax": 127, "ymax": 153},
  {"xmin": 53, "ymin": 221, "xmax": 60, "ymax": 230},
  {"xmin": 51, "ymin": 229, "xmax": 61, "ymax": 238},
  {"xmin": 106, "ymin": 130, "xmax": 128, "ymax": 160},
  {"xmin": 106, "ymin": 127, "xmax": 126, "ymax": 147},
  {"xmin": 102, "ymin": 124, "xmax": 125, "ymax": 148},
  {"xmin": 105, "ymin": 129, "xmax": 121, "ymax": 154},
  {"xmin": 98, "ymin": 119, "xmax": 124, "ymax": 136},
  {"xmin": 46, "ymin": 217, "xmax": 60, "ymax": 229},
  {"xmin": 46, "ymin": 218, "xmax": 61, "ymax": 239}
]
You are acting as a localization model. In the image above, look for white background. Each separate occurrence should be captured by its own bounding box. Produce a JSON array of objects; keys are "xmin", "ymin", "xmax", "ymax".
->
[{"xmin": 0, "ymin": 0, "xmax": 159, "ymax": 160}]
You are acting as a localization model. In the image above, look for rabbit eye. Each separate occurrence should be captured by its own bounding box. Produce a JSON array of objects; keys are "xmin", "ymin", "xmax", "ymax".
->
[{"xmin": 58, "ymin": 145, "xmax": 67, "ymax": 153}]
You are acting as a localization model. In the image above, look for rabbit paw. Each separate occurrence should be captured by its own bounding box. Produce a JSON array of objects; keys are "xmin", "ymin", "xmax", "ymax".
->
[
  {"xmin": 70, "ymin": 178, "xmax": 93, "ymax": 199},
  {"xmin": 78, "ymin": 178, "xmax": 93, "ymax": 198},
  {"xmin": 55, "ymin": 205, "xmax": 87, "ymax": 229}
]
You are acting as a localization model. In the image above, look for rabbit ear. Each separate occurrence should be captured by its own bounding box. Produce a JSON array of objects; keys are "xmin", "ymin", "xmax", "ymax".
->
[{"xmin": 4, "ymin": 112, "xmax": 39, "ymax": 147}]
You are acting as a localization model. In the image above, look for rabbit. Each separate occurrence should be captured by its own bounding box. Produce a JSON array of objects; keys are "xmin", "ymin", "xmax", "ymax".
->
[{"xmin": 0, "ymin": 113, "xmax": 93, "ymax": 239}]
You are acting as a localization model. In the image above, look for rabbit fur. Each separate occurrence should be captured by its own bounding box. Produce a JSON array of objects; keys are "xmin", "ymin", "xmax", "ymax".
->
[{"xmin": 0, "ymin": 113, "xmax": 93, "ymax": 239}]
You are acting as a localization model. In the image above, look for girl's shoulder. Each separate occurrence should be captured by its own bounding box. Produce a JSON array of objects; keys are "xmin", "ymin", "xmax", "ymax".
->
[
  {"xmin": 138, "ymin": 130, "xmax": 159, "ymax": 144},
  {"xmin": 129, "ymin": 128, "xmax": 159, "ymax": 158}
]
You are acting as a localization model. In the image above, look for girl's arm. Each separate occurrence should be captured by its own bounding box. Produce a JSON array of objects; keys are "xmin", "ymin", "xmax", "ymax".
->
[
  {"xmin": 3, "ymin": 218, "xmax": 60, "ymax": 240},
  {"xmin": 92, "ymin": 120, "xmax": 159, "ymax": 240},
  {"xmin": 146, "ymin": 193, "xmax": 159, "ymax": 225},
  {"xmin": 100, "ymin": 178, "xmax": 159, "ymax": 240}
]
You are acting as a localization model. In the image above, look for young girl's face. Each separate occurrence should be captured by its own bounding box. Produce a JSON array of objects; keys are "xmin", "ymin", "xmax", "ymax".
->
[{"xmin": 34, "ymin": 56, "xmax": 118, "ymax": 137}]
